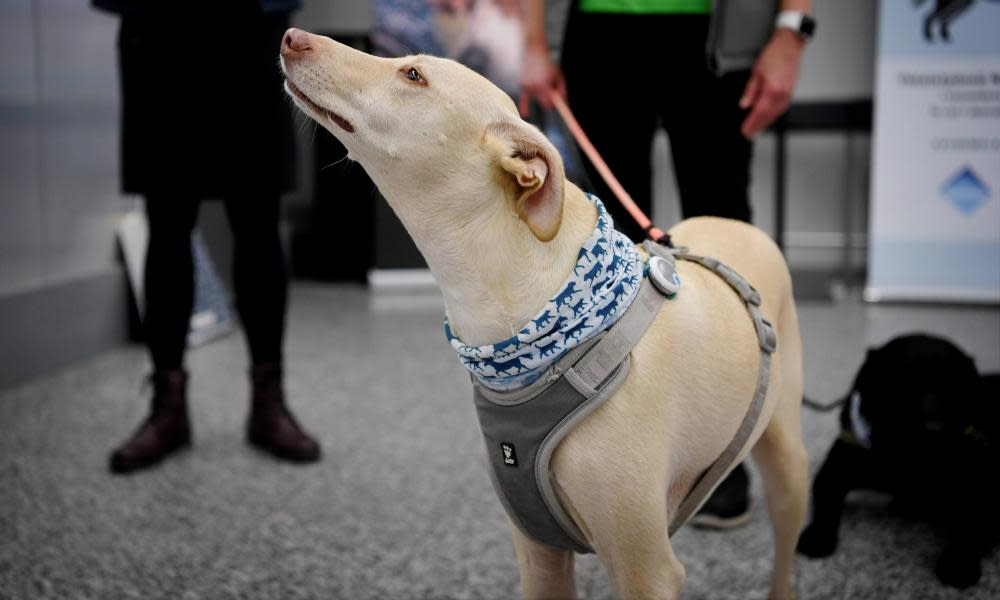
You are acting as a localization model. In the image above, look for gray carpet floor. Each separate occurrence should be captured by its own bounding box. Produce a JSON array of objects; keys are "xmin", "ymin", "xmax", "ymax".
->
[{"xmin": 2, "ymin": 283, "xmax": 998, "ymax": 599}]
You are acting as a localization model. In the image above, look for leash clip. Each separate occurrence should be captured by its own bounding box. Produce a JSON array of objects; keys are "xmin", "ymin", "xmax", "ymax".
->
[{"xmin": 647, "ymin": 256, "xmax": 681, "ymax": 297}]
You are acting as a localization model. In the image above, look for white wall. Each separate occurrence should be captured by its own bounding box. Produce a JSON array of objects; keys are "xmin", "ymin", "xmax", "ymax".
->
[
  {"xmin": 0, "ymin": 1, "xmax": 133, "ymax": 298},
  {"xmin": 796, "ymin": 0, "xmax": 877, "ymax": 101}
]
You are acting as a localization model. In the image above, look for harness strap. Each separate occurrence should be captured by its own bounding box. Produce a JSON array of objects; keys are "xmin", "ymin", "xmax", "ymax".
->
[
  {"xmin": 566, "ymin": 279, "xmax": 667, "ymax": 395},
  {"xmin": 644, "ymin": 241, "xmax": 778, "ymax": 535},
  {"xmin": 474, "ymin": 241, "xmax": 779, "ymax": 552},
  {"xmin": 570, "ymin": 241, "xmax": 778, "ymax": 537},
  {"xmin": 669, "ymin": 351, "xmax": 771, "ymax": 535}
]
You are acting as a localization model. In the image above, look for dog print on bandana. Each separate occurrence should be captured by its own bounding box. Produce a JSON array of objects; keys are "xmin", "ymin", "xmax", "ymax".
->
[{"xmin": 446, "ymin": 195, "xmax": 643, "ymax": 391}]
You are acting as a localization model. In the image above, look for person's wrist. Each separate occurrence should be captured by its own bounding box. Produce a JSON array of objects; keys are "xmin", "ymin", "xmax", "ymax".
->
[
  {"xmin": 774, "ymin": 9, "xmax": 814, "ymax": 43},
  {"xmin": 525, "ymin": 35, "xmax": 548, "ymax": 52},
  {"xmin": 771, "ymin": 27, "xmax": 806, "ymax": 51}
]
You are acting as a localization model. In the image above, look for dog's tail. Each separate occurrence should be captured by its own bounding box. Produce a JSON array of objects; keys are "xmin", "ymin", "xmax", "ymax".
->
[{"xmin": 802, "ymin": 395, "xmax": 846, "ymax": 412}]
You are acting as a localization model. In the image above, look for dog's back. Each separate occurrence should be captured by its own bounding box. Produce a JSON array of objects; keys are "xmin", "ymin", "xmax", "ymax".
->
[{"xmin": 550, "ymin": 214, "xmax": 802, "ymax": 527}]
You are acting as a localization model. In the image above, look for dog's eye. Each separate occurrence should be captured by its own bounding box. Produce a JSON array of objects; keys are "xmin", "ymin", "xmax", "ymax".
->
[{"xmin": 402, "ymin": 67, "xmax": 426, "ymax": 85}]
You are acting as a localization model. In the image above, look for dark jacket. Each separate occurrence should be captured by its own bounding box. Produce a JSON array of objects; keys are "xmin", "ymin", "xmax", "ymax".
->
[{"xmin": 102, "ymin": 2, "xmax": 298, "ymax": 195}]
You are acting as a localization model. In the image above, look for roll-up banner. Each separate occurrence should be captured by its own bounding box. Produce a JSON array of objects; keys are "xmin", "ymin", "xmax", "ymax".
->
[{"xmin": 867, "ymin": 0, "xmax": 1000, "ymax": 304}]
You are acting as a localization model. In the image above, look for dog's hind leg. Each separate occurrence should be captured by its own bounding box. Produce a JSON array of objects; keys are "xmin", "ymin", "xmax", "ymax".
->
[
  {"xmin": 751, "ymin": 305, "xmax": 808, "ymax": 600},
  {"xmin": 510, "ymin": 523, "xmax": 577, "ymax": 600},
  {"xmin": 752, "ymin": 411, "xmax": 808, "ymax": 600},
  {"xmin": 752, "ymin": 426, "xmax": 808, "ymax": 599}
]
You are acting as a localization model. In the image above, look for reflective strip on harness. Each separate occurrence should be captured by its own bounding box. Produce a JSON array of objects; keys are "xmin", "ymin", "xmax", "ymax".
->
[
  {"xmin": 646, "ymin": 242, "xmax": 777, "ymax": 535},
  {"xmin": 473, "ymin": 243, "xmax": 777, "ymax": 552}
]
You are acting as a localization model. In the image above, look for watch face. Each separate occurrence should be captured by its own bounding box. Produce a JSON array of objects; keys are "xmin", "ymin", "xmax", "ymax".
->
[{"xmin": 801, "ymin": 15, "xmax": 816, "ymax": 38}]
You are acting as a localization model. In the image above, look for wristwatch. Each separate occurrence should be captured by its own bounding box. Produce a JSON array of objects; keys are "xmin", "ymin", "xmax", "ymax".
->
[{"xmin": 775, "ymin": 11, "xmax": 816, "ymax": 41}]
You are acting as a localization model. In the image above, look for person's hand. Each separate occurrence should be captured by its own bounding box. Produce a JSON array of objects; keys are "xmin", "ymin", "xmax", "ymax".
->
[
  {"xmin": 494, "ymin": 0, "xmax": 522, "ymax": 17},
  {"xmin": 519, "ymin": 39, "xmax": 566, "ymax": 117},
  {"xmin": 739, "ymin": 28, "xmax": 805, "ymax": 139},
  {"xmin": 427, "ymin": 0, "xmax": 472, "ymax": 15}
]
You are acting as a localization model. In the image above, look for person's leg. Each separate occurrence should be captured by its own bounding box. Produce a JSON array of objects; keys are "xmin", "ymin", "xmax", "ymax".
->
[
  {"xmin": 660, "ymin": 14, "xmax": 755, "ymax": 524},
  {"xmin": 110, "ymin": 195, "xmax": 200, "ymax": 473},
  {"xmin": 662, "ymin": 18, "xmax": 753, "ymax": 223},
  {"xmin": 144, "ymin": 195, "xmax": 200, "ymax": 370},
  {"xmin": 225, "ymin": 192, "xmax": 287, "ymax": 366},
  {"xmin": 224, "ymin": 192, "xmax": 320, "ymax": 463},
  {"xmin": 679, "ymin": 67, "xmax": 755, "ymax": 515},
  {"xmin": 682, "ymin": 66, "xmax": 754, "ymax": 519},
  {"xmin": 560, "ymin": 8, "xmax": 658, "ymax": 242},
  {"xmin": 667, "ymin": 70, "xmax": 753, "ymax": 221}
]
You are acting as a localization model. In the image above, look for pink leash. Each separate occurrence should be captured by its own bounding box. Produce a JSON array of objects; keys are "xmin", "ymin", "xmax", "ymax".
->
[{"xmin": 549, "ymin": 93, "xmax": 671, "ymax": 245}]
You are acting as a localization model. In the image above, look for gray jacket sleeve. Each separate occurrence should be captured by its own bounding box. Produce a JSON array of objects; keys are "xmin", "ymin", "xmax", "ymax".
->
[{"xmin": 707, "ymin": 0, "xmax": 781, "ymax": 74}]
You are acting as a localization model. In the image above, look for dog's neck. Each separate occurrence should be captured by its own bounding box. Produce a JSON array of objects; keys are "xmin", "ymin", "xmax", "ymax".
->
[{"xmin": 381, "ymin": 179, "xmax": 596, "ymax": 346}]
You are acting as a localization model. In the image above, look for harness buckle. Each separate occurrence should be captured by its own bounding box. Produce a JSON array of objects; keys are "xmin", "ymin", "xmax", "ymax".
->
[
  {"xmin": 715, "ymin": 263, "xmax": 761, "ymax": 306},
  {"xmin": 753, "ymin": 311, "xmax": 778, "ymax": 354}
]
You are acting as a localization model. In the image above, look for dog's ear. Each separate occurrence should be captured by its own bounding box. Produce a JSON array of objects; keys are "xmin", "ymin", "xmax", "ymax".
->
[{"xmin": 485, "ymin": 120, "xmax": 565, "ymax": 242}]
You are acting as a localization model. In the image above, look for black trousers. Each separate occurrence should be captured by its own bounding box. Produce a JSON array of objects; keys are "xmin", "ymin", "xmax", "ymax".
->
[
  {"xmin": 561, "ymin": 9, "xmax": 753, "ymax": 241},
  {"xmin": 144, "ymin": 194, "xmax": 287, "ymax": 371}
]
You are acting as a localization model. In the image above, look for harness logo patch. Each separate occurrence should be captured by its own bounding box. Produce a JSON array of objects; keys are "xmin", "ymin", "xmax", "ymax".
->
[{"xmin": 500, "ymin": 442, "xmax": 518, "ymax": 467}]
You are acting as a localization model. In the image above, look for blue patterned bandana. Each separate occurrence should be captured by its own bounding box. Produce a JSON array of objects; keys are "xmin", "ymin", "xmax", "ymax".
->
[{"xmin": 445, "ymin": 195, "xmax": 643, "ymax": 391}]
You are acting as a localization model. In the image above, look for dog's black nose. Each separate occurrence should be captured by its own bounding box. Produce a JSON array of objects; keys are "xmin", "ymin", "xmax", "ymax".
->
[{"xmin": 281, "ymin": 28, "xmax": 311, "ymax": 55}]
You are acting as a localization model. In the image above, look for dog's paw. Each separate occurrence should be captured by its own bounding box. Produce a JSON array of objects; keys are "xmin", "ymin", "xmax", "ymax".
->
[
  {"xmin": 796, "ymin": 524, "xmax": 838, "ymax": 558},
  {"xmin": 936, "ymin": 550, "xmax": 981, "ymax": 589}
]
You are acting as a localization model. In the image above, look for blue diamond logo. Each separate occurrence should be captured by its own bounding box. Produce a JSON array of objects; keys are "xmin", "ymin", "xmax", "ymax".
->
[{"xmin": 940, "ymin": 166, "xmax": 991, "ymax": 216}]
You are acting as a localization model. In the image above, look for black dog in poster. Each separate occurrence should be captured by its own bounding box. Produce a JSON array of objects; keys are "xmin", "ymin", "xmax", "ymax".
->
[{"xmin": 916, "ymin": 0, "xmax": 976, "ymax": 41}]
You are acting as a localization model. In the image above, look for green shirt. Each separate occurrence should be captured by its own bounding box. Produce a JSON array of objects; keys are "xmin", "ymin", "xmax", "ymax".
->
[{"xmin": 580, "ymin": 0, "xmax": 711, "ymax": 14}]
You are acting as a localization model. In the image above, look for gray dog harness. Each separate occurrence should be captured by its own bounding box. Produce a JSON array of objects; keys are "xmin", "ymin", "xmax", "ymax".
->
[{"xmin": 472, "ymin": 241, "xmax": 778, "ymax": 552}]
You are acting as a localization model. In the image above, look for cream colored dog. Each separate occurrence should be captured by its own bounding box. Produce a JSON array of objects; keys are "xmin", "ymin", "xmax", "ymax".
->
[{"xmin": 280, "ymin": 28, "xmax": 808, "ymax": 600}]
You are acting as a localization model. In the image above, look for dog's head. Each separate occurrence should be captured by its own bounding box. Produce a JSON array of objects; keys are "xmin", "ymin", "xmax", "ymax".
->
[
  {"xmin": 843, "ymin": 333, "xmax": 981, "ymax": 454},
  {"xmin": 280, "ymin": 28, "xmax": 565, "ymax": 242}
]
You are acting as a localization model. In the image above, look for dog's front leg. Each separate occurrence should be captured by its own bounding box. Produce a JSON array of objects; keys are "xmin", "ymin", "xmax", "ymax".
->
[
  {"xmin": 580, "ymin": 481, "xmax": 684, "ymax": 599},
  {"xmin": 797, "ymin": 437, "xmax": 876, "ymax": 559},
  {"xmin": 510, "ymin": 522, "xmax": 577, "ymax": 600}
]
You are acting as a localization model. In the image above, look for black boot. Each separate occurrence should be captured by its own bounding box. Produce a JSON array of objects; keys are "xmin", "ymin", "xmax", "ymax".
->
[
  {"xmin": 246, "ymin": 364, "xmax": 321, "ymax": 463},
  {"xmin": 690, "ymin": 462, "xmax": 752, "ymax": 529},
  {"xmin": 110, "ymin": 370, "xmax": 191, "ymax": 474}
]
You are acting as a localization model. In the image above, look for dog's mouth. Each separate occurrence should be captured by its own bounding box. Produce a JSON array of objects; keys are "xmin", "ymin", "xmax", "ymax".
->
[{"xmin": 285, "ymin": 80, "xmax": 355, "ymax": 134}]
